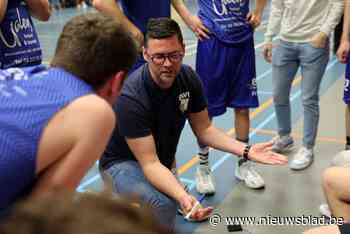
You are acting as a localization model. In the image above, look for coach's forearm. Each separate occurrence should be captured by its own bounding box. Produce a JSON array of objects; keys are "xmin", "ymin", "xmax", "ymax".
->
[
  {"xmin": 196, "ymin": 124, "xmax": 246, "ymax": 157},
  {"xmin": 142, "ymin": 161, "xmax": 187, "ymax": 202}
]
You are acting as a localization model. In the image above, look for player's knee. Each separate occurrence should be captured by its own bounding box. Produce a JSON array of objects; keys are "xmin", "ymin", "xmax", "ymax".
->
[
  {"xmin": 322, "ymin": 167, "xmax": 339, "ymax": 192},
  {"xmin": 303, "ymin": 227, "xmax": 334, "ymax": 234},
  {"xmin": 234, "ymin": 108, "xmax": 249, "ymax": 116}
]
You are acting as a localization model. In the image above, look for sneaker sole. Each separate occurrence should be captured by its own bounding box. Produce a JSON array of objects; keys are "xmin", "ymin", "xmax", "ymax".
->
[{"xmin": 195, "ymin": 185, "xmax": 216, "ymax": 196}]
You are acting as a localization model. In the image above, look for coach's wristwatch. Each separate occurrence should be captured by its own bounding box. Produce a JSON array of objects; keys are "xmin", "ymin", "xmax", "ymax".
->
[{"xmin": 242, "ymin": 145, "xmax": 251, "ymax": 160}]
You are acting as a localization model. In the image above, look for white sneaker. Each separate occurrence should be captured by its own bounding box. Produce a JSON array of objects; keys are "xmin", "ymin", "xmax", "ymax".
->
[
  {"xmin": 271, "ymin": 135, "xmax": 294, "ymax": 153},
  {"xmin": 235, "ymin": 159, "xmax": 265, "ymax": 189},
  {"xmin": 195, "ymin": 166, "xmax": 216, "ymax": 195},
  {"xmin": 289, "ymin": 147, "xmax": 313, "ymax": 170},
  {"xmin": 319, "ymin": 203, "xmax": 331, "ymax": 218},
  {"xmin": 332, "ymin": 150, "xmax": 350, "ymax": 167}
]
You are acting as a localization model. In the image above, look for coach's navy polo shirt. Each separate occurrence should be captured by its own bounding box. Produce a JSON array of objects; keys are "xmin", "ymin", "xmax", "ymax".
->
[{"xmin": 100, "ymin": 64, "xmax": 207, "ymax": 169}]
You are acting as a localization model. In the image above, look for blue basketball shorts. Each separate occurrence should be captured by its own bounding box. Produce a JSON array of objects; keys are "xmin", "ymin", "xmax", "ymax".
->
[{"xmin": 196, "ymin": 36, "xmax": 259, "ymax": 117}]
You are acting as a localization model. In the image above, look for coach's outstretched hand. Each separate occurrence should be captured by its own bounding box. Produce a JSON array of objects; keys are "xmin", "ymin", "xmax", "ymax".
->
[{"xmin": 248, "ymin": 142, "xmax": 288, "ymax": 165}]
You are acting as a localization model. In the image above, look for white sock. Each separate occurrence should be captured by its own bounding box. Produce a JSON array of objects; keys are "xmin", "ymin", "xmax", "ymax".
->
[{"xmin": 198, "ymin": 146, "xmax": 209, "ymax": 169}]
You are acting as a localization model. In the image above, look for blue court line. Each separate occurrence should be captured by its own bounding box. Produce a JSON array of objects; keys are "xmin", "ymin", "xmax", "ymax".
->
[
  {"xmin": 77, "ymin": 174, "xmax": 101, "ymax": 192},
  {"xmin": 256, "ymin": 68, "xmax": 272, "ymax": 81},
  {"xmin": 180, "ymin": 178, "xmax": 195, "ymax": 186},
  {"xmin": 187, "ymin": 58, "xmax": 338, "ymax": 191},
  {"xmin": 258, "ymin": 91, "xmax": 273, "ymax": 95}
]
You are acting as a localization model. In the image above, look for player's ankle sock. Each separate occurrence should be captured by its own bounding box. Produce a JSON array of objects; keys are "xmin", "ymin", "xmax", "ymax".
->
[
  {"xmin": 236, "ymin": 138, "xmax": 249, "ymax": 165},
  {"xmin": 198, "ymin": 146, "xmax": 209, "ymax": 168},
  {"xmin": 236, "ymin": 137, "xmax": 249, "ymax": 144},
  {"xmin": 346, "ymin": 136, "xmax": 350, "ymax": 150}
]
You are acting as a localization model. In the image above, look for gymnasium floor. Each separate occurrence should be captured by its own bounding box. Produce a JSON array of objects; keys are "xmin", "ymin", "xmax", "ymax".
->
[{"xmin": 36, "ymin": 2, "xmax": 347, "ymax": 233}]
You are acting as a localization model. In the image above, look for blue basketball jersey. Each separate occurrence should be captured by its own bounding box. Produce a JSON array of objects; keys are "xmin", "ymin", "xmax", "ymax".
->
[
  {"xmin": 344, "ymin": 57, "xmax": 350, "ymax": 104},
  {"xmin": 119, "ymin": 0, "xmax": 171, "ymax": 34},
  {"xmin": 0, "ymin": 65, "xmax": 93, "ymax": 210},
  {"xmin": 0, "ymin": 0, "xmax": 42, "ymax": 69},
  {"xmin": 198, "ymin": 0, "xmax": 253, "ymax": 44}
]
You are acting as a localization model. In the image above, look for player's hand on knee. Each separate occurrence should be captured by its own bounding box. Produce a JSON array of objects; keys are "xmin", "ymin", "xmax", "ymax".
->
[
  {"xmin": 249, "ymin": 142, "xmax": 288, "ymax": 165},
  {"xmin": 262, "ymin": 43, "xmax": 272, "ymax": 63}
]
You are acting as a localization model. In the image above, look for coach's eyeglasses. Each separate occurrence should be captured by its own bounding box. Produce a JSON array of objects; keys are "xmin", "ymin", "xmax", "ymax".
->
[{"xmin": 148, "ymin": 52, "xmax": 184, "ymax": 65}]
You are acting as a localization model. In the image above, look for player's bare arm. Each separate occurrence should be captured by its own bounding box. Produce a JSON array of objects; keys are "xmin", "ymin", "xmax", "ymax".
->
[
  {"xmin": 247, "ymin": 0, "xmax": 267, "ymax": 28},
  {"xmin": 32, "ymin": 95, "xmax": 115, "ymax": 197},
  {"xmin": 92, "ymin": 0, "xmax": 144, "ymax": 48},
  {"xmin": 25, "ymin": 0, "xmax": 51, "ymax": 21},
  {"xmin": 171, "ymin": 0, "xmax": 210, "ymax": 40}
]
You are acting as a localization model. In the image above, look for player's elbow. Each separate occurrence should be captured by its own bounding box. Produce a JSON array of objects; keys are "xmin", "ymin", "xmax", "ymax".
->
[
  {"xmin": 39, "ymin": 12, "xmax": 50, "ymax": 21},
  {"xmin": 34, "ymin": 8, "xmax": 51, "ymax": 21}
]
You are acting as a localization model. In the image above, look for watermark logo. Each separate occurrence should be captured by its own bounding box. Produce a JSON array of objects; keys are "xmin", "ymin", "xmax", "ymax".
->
[{"xmin": 208, "ymin": 213, "xmax": 344, "ymax": 227}]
